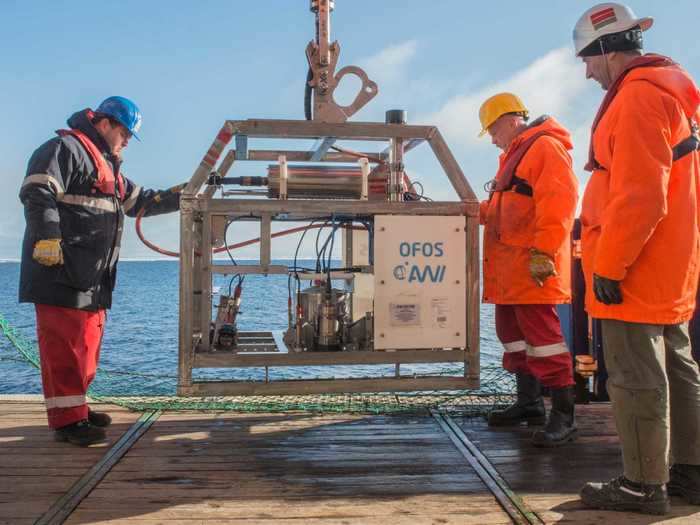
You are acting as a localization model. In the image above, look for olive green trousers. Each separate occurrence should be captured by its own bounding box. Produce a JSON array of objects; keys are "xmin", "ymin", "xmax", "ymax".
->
[{"xmin": 601, "ymin": 320, "xmax": 700, "ymax": 484}]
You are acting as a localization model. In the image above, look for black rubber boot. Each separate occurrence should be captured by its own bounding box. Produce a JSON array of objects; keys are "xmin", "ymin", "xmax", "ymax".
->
[
  {"xmin": 488, "ymin": 373, "xmax": 545, "ymax": 426},
  {"xmin": 668, "ymin": 464, "xmax": 700, "ymax": 505},
  {"xmin": 88, "ymin": 408, "xmax": 112, "ymax": 428},
  {"xmin": 580, "ymin": 476, "xmax": 670, "ymax": 515},
  {"xmin": 54, "ymin": 420, "xmax": 107, "ymax": 447},
  {"xmin": 532, "ymin": 385, "xmax": 578, "ymax": 447}
]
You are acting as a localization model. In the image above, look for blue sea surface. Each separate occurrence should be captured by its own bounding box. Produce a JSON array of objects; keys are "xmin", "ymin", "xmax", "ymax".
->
[{"xmin": 0, "ymin": 260, "xmax": 501, "ymax": 395}]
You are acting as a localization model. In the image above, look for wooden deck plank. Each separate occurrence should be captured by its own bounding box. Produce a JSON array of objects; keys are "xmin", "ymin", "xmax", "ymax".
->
[
  {"xmin": 65, "ymin": 517, "xmax": 513, "ymax": 525},
  {"xmin": 65, "ymin": 410, "xmax": 510, "ymax": 523},
  {"xmin": 453, "ymin": 402, "xmax": 700, "ymax": 523},
  {"xmin": 0, "ymin": 401, "xmax": 140, "ymax": 522},
  {"xmin": 6, "ymin": 400, "xmax": 699, "ymax": 523}
]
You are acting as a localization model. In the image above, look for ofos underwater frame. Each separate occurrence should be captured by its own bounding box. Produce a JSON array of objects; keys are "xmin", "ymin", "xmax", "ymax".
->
[{"xmin": 177, "ymin": 118, "xmax": 480, "ymax": 396}]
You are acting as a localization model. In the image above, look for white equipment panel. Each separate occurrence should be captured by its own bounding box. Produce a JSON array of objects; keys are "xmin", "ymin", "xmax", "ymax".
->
[{"xmin": 374, "ymin": 215, "xmax": 466, "ymax": 350}]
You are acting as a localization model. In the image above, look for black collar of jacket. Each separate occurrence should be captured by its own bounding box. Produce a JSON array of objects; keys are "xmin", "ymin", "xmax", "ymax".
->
[
  {"xmin": 66, "ymin": 109, "xmax": 114, "ymax": 159},
  {"xmin": 526, "ymin": 115, "xmax": 550, "ymax": 130}
]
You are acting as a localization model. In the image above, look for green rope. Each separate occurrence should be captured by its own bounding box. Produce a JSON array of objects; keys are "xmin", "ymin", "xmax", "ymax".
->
[{"xmin": 0, "ymin": 313, "xmax": 514, "ymax": 415}]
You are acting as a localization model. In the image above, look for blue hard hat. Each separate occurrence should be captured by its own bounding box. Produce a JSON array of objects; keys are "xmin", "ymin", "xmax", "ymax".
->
[{"xmin": 95, "ymin": 96, "xmax": 142, "ymax": 140}]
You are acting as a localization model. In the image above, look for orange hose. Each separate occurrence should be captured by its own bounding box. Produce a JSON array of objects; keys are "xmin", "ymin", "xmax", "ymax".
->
[{"xmin": 135, "ymin": 208, "xmax": 362, "ymax": 258}]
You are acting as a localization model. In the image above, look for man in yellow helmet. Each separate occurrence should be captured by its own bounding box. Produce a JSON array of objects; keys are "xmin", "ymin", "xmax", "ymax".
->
[{"xmin": 479, "ymin": 92, "xmax": 579, "ymax": 447}]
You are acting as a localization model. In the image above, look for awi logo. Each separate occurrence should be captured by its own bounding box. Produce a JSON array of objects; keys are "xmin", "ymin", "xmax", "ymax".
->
[{"xmin": 393, "ymin": 263, "xmax": 446, "ymax": 283}]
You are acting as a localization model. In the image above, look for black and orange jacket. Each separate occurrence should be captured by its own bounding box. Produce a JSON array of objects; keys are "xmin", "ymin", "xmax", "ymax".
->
[{"xmin": 19, "ymin": 109, "xmax": 179, "ymax": 310}]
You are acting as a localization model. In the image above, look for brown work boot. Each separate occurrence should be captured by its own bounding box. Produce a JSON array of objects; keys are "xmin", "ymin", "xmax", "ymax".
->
[
  {"xmin": 88, "ymin": 408, "xmax": 112, "ymax": 427},
  {"xmin": 580, "ymin": 476, "xmax": 670, "ymax": 515},
  {"xmin": 532, "ymin": 386, "xmax": 578, "ymax": 447},
  {"xmin": 668, "ymin": 464, "xmax": 700, "ymax": 505},
  {"xmin": 54, "ymin": 420, "xmax": 107, "ymax": 447},
  {"xmin": 488, "ymin": 373, "xmax": 545, "ymax": 426}
]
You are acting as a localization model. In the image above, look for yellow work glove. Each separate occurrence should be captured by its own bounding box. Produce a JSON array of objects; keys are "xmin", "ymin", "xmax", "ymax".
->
[
  {"xmin": 529, "ymin": 249, "xmax": 556, "ymax": 287},
  {"xmin": 32, "ymin": 239, "xmax": 63, "ymax": 266}
]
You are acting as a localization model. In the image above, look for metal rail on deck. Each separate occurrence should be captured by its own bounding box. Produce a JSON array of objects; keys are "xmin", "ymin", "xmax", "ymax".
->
[
  {"xmin": 35, "ymin": 410, "xmax": 161, "ymax": 525},
  {"xmin": 431, "ymin": 410, "xmax": 544, "ymax": 525}
]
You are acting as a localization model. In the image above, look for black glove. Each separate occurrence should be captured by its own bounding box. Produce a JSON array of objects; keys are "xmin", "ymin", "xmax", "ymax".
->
[{"xmin": 593, "ymin": 274, "xmax": 622, "ymax": 305}]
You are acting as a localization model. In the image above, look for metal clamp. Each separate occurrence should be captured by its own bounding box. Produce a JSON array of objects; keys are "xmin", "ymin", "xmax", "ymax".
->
[{"xmin": 305, "ymin": 0, "xmax": 378, "ymax": 122}]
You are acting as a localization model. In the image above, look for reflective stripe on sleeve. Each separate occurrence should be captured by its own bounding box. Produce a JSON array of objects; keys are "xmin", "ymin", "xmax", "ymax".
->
[
  {"xmin": 121, "ymin": 185, "xmax": 142, "ymax": 213},
  {"xmin": 21, "ymin": 173, "xmax": 66, "ymax": 198},
  {"xmin": 58, "ymin": 194, "xmax": 117, "ymax": 213},
  {"xmin": 503, "ymin": 340, "xmax": 527, "ymax": 353},
  {"xmin": 527, "ymin": 342, "xmax": 569, "ymax": 358},
  {"xmin": 44, "ymin": 394, "xmax": 87, "ymax": 409}
]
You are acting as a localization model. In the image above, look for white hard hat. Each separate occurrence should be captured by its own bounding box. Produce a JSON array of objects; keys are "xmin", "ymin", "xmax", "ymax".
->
[{"xmin": 573, "ymin": 3, "xmax": 653, "ymax": 56}]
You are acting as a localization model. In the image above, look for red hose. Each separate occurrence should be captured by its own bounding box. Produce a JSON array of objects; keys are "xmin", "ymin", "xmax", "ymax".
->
[
  {"xmin": 135, "ymin": 208, "xmax": 361, "ymax": 258},
  {"xmin": 135, "ymin": 208, "xmax": 179, "ymax": 257}
]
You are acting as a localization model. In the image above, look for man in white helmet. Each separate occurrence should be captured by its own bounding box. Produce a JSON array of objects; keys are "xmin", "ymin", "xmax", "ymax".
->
[{"xmin": 572, "ymin": 2, "xmax": 700, "ymax": 515}]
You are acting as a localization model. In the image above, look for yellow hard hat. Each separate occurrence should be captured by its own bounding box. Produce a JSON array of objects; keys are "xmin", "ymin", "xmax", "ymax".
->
[{"xmin": 478, "ymin": 93, "xmax": 529, "ymax": 137}]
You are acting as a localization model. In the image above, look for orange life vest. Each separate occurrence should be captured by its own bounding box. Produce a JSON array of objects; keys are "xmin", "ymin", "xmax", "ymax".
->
[{"xmin": 56, "ymin": 128, "xmax": 125, "ymax": 200}]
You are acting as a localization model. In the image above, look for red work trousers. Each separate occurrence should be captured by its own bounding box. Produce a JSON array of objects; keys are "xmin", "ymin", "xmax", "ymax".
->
[
  {"xmin": 35, "ymin": 304, "xmax": 105, "ymax": 429},
  {"xmin": 495, "ymin": 304, "xmax": 574, "ymax": 389}
]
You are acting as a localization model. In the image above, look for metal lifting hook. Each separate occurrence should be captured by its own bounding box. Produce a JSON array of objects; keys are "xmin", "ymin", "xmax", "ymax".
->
[{"xmin": 305, "ymin": 0, "xmax": 378, "ymax": 122}]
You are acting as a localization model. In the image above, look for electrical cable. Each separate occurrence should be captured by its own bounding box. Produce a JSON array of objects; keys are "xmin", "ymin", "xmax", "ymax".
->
[
  {"xmin": 326, "ymin": 216, "xmax": 338, "ymax": 276},
  {"xmin": 403, "ymin": 174, "xmax": 432, "ymax": 202},
  {"xmin": 314, "ymin": 220, "xmax": 331, "ymax": 272},
  {"xmin": 304, "ymin": 68, "xmax": 313, "ymax": 121},
  {"xmin": 290, "ymin": 219, "xmax": 321, "ymax": 305},
  {"xmin": 223, "ymin": 217, "xmax": 244, "ymax": 294},
  {"xmin": 317, "ymin": 220, "xmax": 338, "ymax": 273},
  {"xmin": 136, "ymin": 208, "xmax": 334, "ymax": 258},
  {"xmin": 411, "ymin": 180, "xmax": 425, "ymax": 199}
]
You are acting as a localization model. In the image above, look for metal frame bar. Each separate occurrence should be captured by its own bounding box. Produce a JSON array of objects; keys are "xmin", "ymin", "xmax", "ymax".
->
[
  {"xmin": 227, "ymin": 119, "xmax": 437, "ymax": 142},
  {"xmin": 247, "ymin": 149, "xmax": 388, "ymax": 163},
  {"xmin": 181, "ymin": 376, "xmax": 476, "ymax": 396},
  {"xmin": 199, "ymin": 207, "xmax": 213, "ymax": 352},
  {"xmin": 178, "ymin": 119, "xmax": 479, "ymax": 396},
  {"xmin": 381, "ymin": 137, "xmax": 424, "ymax": 157},
  {"xmin": 194, "ymin": 346, "xmax": 467, "ymax": 368},
  {"xmin": 202, "ymin": 199, "xmax": 478, "ymax": 216},
  {"xmin": 310, "ymin": 137, "xmax": 337, "ymax": 161}
]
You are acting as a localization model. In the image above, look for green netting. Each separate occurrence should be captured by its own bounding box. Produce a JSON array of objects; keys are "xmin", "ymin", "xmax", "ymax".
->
[{"xmin": 0, "ymin": 314, "xmax": 515, "ymax": 415}]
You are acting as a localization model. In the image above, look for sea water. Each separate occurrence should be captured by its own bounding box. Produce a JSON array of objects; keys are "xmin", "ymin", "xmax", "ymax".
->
[{"xmin": 0, "ymin": 260, "xmax": 501, "ymax": 395}]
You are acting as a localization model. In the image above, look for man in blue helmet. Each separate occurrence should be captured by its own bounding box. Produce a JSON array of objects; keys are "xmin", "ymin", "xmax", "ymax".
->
[{"xmin": 18, "ymin": 96, "xmax": 181, "ymax": 446}]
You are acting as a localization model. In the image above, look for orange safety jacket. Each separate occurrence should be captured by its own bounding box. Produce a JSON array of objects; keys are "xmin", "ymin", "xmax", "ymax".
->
[
  {"xmin": 481, "ymin": 116, "xmax": 578, "ymax": 304},
  {"xmin": 580, "ymin": 55, "xmax": 700, "ymax": 324}
]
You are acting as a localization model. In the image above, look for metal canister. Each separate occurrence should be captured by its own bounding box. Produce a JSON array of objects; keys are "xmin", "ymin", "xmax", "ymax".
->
[
  {"xmin": 298, "ymin": 285, "xmax": 347, "ymax": 351},
  {"xmin": 268, "ymin": 165, "xmax": 363, "ymax": 199},
  {"xmin": 317, "ymin": 300, "xmax": 339, "ymax": 349}
]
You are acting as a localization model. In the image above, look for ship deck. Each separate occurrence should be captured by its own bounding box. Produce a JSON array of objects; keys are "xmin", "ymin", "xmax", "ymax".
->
[{"xmin": 1, "ymin": 398, "xmax": 698, "ymax": 524}]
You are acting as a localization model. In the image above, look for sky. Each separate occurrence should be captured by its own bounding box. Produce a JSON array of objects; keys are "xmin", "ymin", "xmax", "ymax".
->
[{"xmin": 1, "ymin": 0, "xmax": 698, "ymax": 260}]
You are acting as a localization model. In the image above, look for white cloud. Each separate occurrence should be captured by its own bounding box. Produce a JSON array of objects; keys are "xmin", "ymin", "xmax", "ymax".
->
[
  {"xmin": 421, "ymin": 47, "xmax": 592, "ymax": 148},
  {"xmin": 359, "ymin": 40, "xmax": 418, "ymax": 86}
]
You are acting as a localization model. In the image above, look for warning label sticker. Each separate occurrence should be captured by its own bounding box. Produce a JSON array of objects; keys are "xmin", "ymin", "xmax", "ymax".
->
[{"xmin": 389, "ymin": 303, "xmax": 421, "ymax": 326}]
